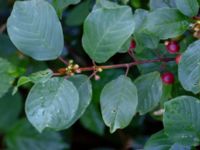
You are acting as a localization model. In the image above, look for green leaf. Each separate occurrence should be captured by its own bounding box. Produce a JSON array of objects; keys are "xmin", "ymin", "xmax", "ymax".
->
[
  {"xmin": 0, "ymin": 91, "xmax": 22, "ymax": 132},
  {"xmin": 65, "ymin": 0, "xmax": 90, "ymax": 26},
  {"xmin": 133, "ymin": 9, "xmax": 159, "ymax": 51},
  {"xmin": 144, "ymin": 130, "xmax": 191, "ymax": 150},
  {"xmin": 133, "ymin": 9, "xmax": 149, "ymax": 31},
  {"xmin": 144, "ymin": 8, "xmax": 190, "ymax": 39},
  {"xmin": 175, "ymin": 0, "xmax": 199, "ymax": 17},
  {"xmin": 118, "ymin": 37, "xmax": 131, "ymax": 53},
  {"xmin": 149, "ymin": 0, "xmax": 176, "ymax": 10},
  {"xmin": 25, "ymin": 77, "xmax": 79, "ymax": 132},
  {"xmin": 100, "ymin": 75, "xmax": 138, "ymax": 133},
  {"xmin": 82, "ymin": 2, "xmax": 135, "ymax": 63},
  {"xmin": 93, "ymin": 0, "xmax": 120, "ymax": 10},
  {"xmin": 134, "ymin": 31, "xmax": 159, "ymax": 51},
  {"xmin": 80, "ymin": 103, "xmax": 105, "ymax": 136},
  {"xmin": 135, "ymin": 72, "xmax": 163, "ymax": 115},
  {"xmin": 13, "ymin": 69, "xmax": 53, "ymax": 95},
  {"xmin": 7, "ymin": 0, "xmax": 64, "ymax": 61},
  {"xmin": 5, "ymin": 119, "xmax": 67, "ymax": 150},
  {"xmin": 50, "ymin": 0, "xmax": 81, "ymax": 18},
  {"xmin": 178, "ymin": 40, "xmax": 200, "ymax": 94},
  {"xmin": 163, "ymin": 96, "xmax": 200, "ymax": 146},
  {"xmin": 66, "ymin": 75, "xmax": 92, "ymax": 127},
  {"xmin": 0, "ymin": 58, "xmax": 15, "ymax": 98}
]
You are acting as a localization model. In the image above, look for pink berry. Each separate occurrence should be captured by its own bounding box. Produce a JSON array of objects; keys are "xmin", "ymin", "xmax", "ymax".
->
[
  {"xmin": 165, "ymin": 41, "xmax": 180, "ymax": 54},
  {"xmin": 95, "ymin": 75, "xmax": 100, "ymax": 80},
  {"xmin": 175, "ymin": 54, "xmax": 182, "ymax": 64},
  {"xmin": 129, "ymin": 39, "xmax": 136, "ymax": 49},
  {"xmin": 161, "ymin": 72, "xmax": 175, "ymax": 84}
]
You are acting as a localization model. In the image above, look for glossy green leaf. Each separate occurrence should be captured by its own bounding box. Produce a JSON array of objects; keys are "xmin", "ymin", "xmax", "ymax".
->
[
  {"xmin": 25, "ymin": 77, "xmax": 79, "ymax": 132},
  {"xmin": 66, "ymin": 75, "xmax": 92, "ymax": 127},
  {"xmin": 135, "ymin": 72, "xmax": 163, "ymax": 115},
  {"xmin": 0, "ymin": 58, "xmax": 15, "ymax": 98},
  {"xmin": 0, "ymin": 91, "xmax": 22, "ymax": 132},
  {"xmin": 6, "ymin": 119, "xmax": 67, "ymax": 150},
  {"xmin": 164, "ymin": 96, "xmax": 200, "ymax": 146},
  {"xmin": 80, "ymin": 103, "xmax": 105, "ymax": 136},
  {"xmin": 7, "ymin": 0, "xmax": 64, "ymax": 60},
  {"xmin": 178, "ymin": 40, "xmax": 200, "ymax": 94},
  {"xmin": 50, "ymin": 0, "xmax": 81, "ymax": 18},
  {"xmin": 144, "ymin": 8, "xmax": 190, "ymax": 39},
  {"xmin": 145, "ymin": 130, "xmax": 191, "ymax": 150},
  {"xmin": 175, "ymin": 0, "xmax": 199, "ymax": 17},
  {"xmin": 82, "ymin": 2, "xmax": 135, "ymax": 63},
  {"xmin": 100, "ymin": 75, "xmax": 138, "ymax": 133}
]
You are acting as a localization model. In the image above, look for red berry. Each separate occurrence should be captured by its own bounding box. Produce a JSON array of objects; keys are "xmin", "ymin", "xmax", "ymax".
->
[
  {"xmin": 161, "ymin": 72, "xmax": 175, "ymax": 84},
  {"xmin": 175, "ymin": 54, "xmax": 182, "ymax": 64},
  {"xmin": 165, "ymin": 41, "xmax": 180, "ymax": 54},
  {"xmin": 129, "ymin": 39, "xmax": 136, "ymax": 49}
]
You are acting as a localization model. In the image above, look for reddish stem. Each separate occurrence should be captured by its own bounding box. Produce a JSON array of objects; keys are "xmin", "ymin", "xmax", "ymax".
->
[
  {"xmin": 53, "ymin": 57, "xmax": 175, "ymax": 76},
  {"xmin": 79, "ymin": 57, "xmax": 174, "ymax": 72}
]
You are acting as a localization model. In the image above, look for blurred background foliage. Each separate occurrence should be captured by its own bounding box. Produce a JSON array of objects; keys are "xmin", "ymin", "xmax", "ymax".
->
[{"xmin": 0, "ymin": 0, "xmax": 187, "ymax": 149}]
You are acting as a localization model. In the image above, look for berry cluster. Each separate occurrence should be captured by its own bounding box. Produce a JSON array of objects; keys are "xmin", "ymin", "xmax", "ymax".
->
[{"xmin": 130, "ymin": 39, "xmax": 182, "ymax": 85}]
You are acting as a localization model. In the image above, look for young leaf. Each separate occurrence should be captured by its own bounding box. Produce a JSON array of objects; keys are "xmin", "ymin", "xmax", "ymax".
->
[
  {"xmin": 5, "ymin": 119, "xmax": 67, "ymax": 150},
  {"xmin": 134, "ymin": 72, "xmax": 163, "ymax": 115},
  {"xmin": 144, "ymin": 8, "xmax": 190, "ymax": 39},
  {"xmin": 82, "ymin": 1, "xmax": 135, "ymax": 63},
  {"xmin": 178, "ymin": 40, "xmax": 200, "ymax": 94},
  {"xmin": 7, "ymin": 0, "xmax": 64, "ymax": 61},
  {"xmin": 25, "ymin": 77, "xmax": 79, "ymax": 132},
  {"xmin": 0, "ymin": 58, "xmax": 15, "ymax": 98},
  {"xmin": 163, "ymin": 96, "xmax": 200, "ymax": 146},
  {"xmin": 66, "ymin": 75, "xmax": 92, "ymax": 127},
  {"xmin": 13, "ymin": 69, "xmax": 53, "ymax": 95},
  {"xmin": 175, "ymin": 0, "xmax": 199, "ymax": 17},
  {"xmin": 100, "ymin": 75, "xmax": 138, "ymax": 133},
  {"xmin": 144, "ymin": 130, "xmax": 191, "ymax": 150}
]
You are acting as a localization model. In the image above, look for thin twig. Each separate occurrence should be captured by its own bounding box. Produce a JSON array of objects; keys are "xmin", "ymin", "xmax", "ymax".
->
[
  {"xmin": 58, "ymin": 57, "xmax": 69, "ymax": 65},
  {"xmin": 78, "ymin": 57, "xmax": 175, "ymax": 72},
  {"xmin": 53, "ymin": 57, "xmax": 175, "ymax": 76}
]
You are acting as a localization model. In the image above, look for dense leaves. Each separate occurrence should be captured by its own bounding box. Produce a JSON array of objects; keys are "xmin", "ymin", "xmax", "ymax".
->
[{"xmin": 1, "ymin": 0, "xmax": 200, "ymax": 149}]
